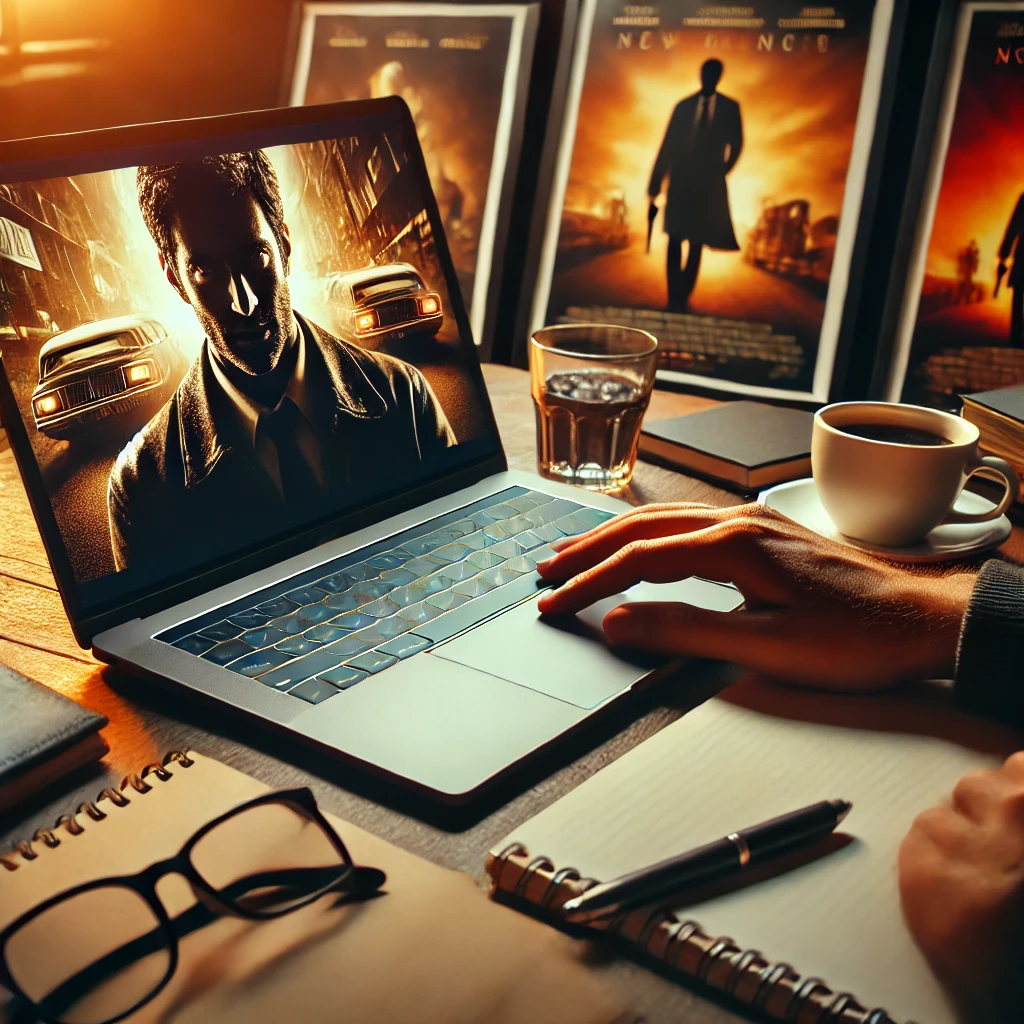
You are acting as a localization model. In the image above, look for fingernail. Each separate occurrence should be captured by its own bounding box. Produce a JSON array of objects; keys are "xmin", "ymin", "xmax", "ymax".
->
[{"xmin": 535, "ymin": 556, "xmax": 556, "ymax": 576}]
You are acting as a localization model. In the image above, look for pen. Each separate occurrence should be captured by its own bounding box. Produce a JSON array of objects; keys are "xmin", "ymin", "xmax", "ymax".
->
[{"xmin": 561, "ymin": 799, "xmax": 852, "ymax": 924}]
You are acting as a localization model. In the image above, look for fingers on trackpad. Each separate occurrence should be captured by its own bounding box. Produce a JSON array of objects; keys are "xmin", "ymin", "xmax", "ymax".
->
[{"xmin": 574, "ymin": 578, "xmax": 743, "ymax": 635}]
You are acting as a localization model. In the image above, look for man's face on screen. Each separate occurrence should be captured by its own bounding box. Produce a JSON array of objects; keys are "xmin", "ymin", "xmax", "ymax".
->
[{"xmin": 166, "ymin": 188, "xmax": 294, "ymax": 377}]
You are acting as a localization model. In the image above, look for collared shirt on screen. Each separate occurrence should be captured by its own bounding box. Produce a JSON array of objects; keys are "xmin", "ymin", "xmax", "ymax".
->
[{"xmin": 207, "ymin": 316, "xmax": 325, "ymax": 496}]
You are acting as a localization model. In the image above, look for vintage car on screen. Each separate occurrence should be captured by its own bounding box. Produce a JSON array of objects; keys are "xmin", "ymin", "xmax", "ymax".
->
[
  {"xmin": 31, "ymin": 315, "xmax": 185, "ymax": 439},
  {"xmin": 326, "ymin": 262, "xmax": 443, "ymax": 344}
]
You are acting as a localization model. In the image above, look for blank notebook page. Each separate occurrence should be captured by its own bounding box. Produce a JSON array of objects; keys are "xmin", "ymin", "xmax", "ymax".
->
[{"xmin": 493, "ymin": 693, "xmax": 1011, "ymax": 1024}]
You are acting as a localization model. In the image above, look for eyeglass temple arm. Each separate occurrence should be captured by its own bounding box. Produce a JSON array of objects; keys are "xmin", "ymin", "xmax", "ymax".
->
[{"xmin": 24, "ymin": 865, "xmax": 384, "ymax": 1021}]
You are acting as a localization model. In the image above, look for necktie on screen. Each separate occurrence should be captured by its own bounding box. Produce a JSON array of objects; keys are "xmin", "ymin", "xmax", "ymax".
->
[{"xmin": 258, "ymin": 398, "xmax": 325, "ymax": 504}]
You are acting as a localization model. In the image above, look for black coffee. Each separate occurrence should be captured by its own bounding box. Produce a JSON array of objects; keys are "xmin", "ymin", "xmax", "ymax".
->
[{"xmin": 838, "ymin": 422, "xmax": 954, "ymax": 447}]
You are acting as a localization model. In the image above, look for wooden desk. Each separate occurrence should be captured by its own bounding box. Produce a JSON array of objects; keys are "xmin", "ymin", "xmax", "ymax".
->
[{"xmin": 0, "ymin": 366, "xmax": 1014, "ymax": 1022}]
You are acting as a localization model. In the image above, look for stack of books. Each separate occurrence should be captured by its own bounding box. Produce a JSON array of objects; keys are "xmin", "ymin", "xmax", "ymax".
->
[{"xmin": 961, "ymin": 385, "xmax": 1024, "ymax": 506}]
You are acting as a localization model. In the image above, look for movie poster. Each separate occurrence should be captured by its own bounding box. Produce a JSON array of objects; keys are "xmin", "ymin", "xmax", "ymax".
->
[
  {"xmin": 289, "ymin": 2, "xmax": 538, "ymax": 353},
  {"xmin": 0, "ymin": 133, "xmax": 490, "ymax": 592},
  {"xmin": 888, "ymin": 3, "xmax": 1024, "ymax": 409},
  {"xmin": 530, "ymin": 1, "xmax": 895, "ymax": 401}
]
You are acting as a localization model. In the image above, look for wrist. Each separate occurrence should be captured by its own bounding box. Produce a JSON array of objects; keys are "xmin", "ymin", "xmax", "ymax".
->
[{"xmin": 897, "ymin": 572, "xmax": 975, "ymax": 680}]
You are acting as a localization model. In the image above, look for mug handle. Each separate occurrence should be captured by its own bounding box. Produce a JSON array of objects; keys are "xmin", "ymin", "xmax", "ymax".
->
[{"xmin": 942, "ymin": 456, "xmax": 1020, "ymax": 525}]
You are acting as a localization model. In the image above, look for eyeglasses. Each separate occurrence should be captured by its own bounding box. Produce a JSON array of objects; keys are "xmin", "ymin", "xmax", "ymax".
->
[{"xmin": 0, "ymin": 788, "xmax": 385, "ymax": 1024}]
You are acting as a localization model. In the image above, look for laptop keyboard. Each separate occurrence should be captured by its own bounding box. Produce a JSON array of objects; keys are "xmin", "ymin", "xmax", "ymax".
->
[{"xmin": 157, "ymin": 487, "xmax": 615, "ymax": 706}]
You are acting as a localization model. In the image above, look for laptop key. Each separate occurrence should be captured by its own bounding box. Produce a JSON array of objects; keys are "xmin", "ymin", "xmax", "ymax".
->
[
  {"xmin": 417, "ymin": 573, "xmax": 548, "ymax": 644},
  {"xmin": 331, "ymin": 611, "xmax": 376, "ymax": 631},
  {"xmin": 303, "ymin": 624, "xmax": 350, "ymax": 644},
  {"xmin": 367, "ymin": 553, "xmax": 406, "ymax": 570},
  {"xmin": 317, "ymin": 665, "xmax": 367, "ymax": 689},
  {"xmin": 466, "ymin": 550, "xmax": 503, "ymax": 571},
  {"xmin": 202, "ymin": 639, "xmax": 254, "ymax": 666},
  {"xmin": 425, "ymin": 590, "xmax": 469, "ymax": 612},
  {"xmin": 346, "ymin": 650, "xmax": 398, "ymax": 674},
  {"xmin": 226, "ymin": 609, "xmax": 272, "ymax": 629},
  {"xmin": 324, "ymin": 635, "xmax": 372, "ymax": 659},
  {"xmin": 575, "ymin": 507, "xmax": 617, "ymax": 529},
  {"xmin": 285, "ymin": 585, "xmax": 326, "ymax": 606},
  {"xmin": 240, "ymin": 626, "xmax": 289, "ymax": 648},
  {"xmin": 173, "ymin": 634, "xmax": 216, "ymax": 656},
  {"xmin": 451, "ymin": 576, "xmax": 495, "ymax": 599},
  {"xmin": 380, "ymin": 566, "xmax": 418, "ymax": 586},
  {"xmin": 288, "ymin": 678, "xmax": 341, "ymax": 704},
  {"xmin": 229, "ymin": 647, "xmax": 295, "ymax": 678},
  {"xmin": 312, "ymin": 573, "xmax": 349, "ymax": 594},
  {"xmin": 256, "ymin": 596, "xmax": 299, "ymax": 617},
  {"xmin": 361, "ymin": 596, "xmax": 401, "ymax": 618},
  {"xmin": 396, "ymin": 600, "xmax": 443, "ymax": 626},
  {"xmin": 437, "ymin": 561, "xmax": 476, "ymax": 582},
  {"xmin": 376, "ymin": 634, "xmax": 431, "ymax": 659},
  {"xmin": 198, "ymin": 620, "xmax": 245, "ymax": 642},
  {"xmin": 325, "ymin": 591, "xmax": 360, "ymax": 612},
  {"xmin": 276, "ymin": 636, "xmax": 321, "ymax": 656},
  {"xmin": 259, "ymin": 650, "xmax": 346, "ymax": 690}
]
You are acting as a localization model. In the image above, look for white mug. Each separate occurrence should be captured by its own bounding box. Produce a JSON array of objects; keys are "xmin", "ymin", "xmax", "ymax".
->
[{"xmin": 812, "ymin": 401, "xmax": 1019, "ymax": 547}]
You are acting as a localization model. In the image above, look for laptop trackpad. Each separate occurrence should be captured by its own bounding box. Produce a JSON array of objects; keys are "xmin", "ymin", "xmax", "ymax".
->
[{"xmin": 428, "ymin": 578, "xmax": 744, "ymax": 710}]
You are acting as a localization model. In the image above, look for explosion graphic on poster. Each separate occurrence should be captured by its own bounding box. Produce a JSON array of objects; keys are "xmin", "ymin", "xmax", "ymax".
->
[
  {"xmin": 538, "ymin": 1, "xmax": 886, "ymax": 397},
  {"xmin": 898, "ymin": 8, "xmax": 1024, "ymax": 409}
]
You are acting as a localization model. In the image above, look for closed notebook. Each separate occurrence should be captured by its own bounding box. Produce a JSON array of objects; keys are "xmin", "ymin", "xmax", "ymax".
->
[
  {"xmin": 0, "ymin": 665, "xmax": 108, "ymax": 814},
  {"xmin": 0, "ymin": 751, "xmax": 625, "ymax": 1024},
  {"xmin": 638, "ymin": 401, "xmax": 813, "ymax": 491},
  {"xmin": 486, "ymin": 682, "xmax": 1022, "ymax": 1024}
]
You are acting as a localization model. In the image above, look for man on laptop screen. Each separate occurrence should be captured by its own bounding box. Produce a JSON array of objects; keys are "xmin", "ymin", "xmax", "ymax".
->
[{"xmin": 110, "ymin": 152, "xmax": 456, "ymax": 572}]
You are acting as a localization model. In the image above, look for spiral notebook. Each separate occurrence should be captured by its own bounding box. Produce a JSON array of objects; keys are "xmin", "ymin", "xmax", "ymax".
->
[
  {"xmin": 0, "ymin": 751, "xmax": 625, "ymax": 1024},
  {"xmin": 486, "ymin": 689, "xmax": 1017, "ymax": 1024}
]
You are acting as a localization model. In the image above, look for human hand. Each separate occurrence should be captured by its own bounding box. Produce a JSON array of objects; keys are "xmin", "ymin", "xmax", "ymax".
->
[
  {"xmin": 535, "ymin": 503, "xmax": 975, "ymax": 690},
  {"xmin": 899, "ymin": 753, "xmax": 1024, "ymax": 1022}
]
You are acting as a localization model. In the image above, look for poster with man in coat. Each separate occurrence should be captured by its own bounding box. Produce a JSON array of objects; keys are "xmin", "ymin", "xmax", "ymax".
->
[
  {"xmin": 648, "ymin": 58, "xmax": 743, "ymax": 311},
  {"xmin": 530, "ymin": 0, "xmax": 889, "ymax": 402}
]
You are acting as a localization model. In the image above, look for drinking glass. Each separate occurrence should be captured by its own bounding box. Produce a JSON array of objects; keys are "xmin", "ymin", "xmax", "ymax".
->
[{"xmin": 530, "ymin": 324, "xmax": 658, "ymax": 492}]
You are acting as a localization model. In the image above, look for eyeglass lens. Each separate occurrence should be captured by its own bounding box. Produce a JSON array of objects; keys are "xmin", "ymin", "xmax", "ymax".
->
[
  {"xmin": 3, "ymin": 799, "xmax": 350, "ymax": 1024},
  {"xmin": 189, "ymin": 799, "xmax": 350, "ymax": 915},
  {"xmin": 4, "ymin": 885, "xmax": 171, "ymax": 1024}
]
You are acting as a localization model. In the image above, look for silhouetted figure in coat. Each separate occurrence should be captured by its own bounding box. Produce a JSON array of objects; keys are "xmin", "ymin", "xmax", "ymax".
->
[{"xmin": 648, "ymin": 59, "xmax": 743, "ymax": 311}]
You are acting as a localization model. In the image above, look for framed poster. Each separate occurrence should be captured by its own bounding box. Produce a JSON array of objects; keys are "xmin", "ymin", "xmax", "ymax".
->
[
  {"xmin": 524, "ymin": 0, "xmax": 904, "ymax": 403},
  {"xmin": 884, "ymin": 2, "xmax": 1024, "ymax": 409},
  {"xmin": 287, "ymin": 2, "xmax": 540, "ymax": 358}
]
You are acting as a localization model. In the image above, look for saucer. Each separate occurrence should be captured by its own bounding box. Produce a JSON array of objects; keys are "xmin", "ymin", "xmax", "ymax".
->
[{"xmin": 758, "ymin": 477, "xmax": 1011, "ymax": 564}]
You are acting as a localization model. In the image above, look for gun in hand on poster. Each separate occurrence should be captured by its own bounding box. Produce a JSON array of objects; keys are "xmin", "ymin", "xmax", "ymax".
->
[
  {"xmin": 996, "ymin": 262, "xmax": 1008, "ymax": 300},
  {"xmin": 646, "ymin": 200, "xmax": 659, "ymax": 254}
]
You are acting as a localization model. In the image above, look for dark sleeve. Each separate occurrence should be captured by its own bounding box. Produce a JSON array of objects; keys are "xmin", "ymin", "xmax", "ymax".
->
[
  {"xmin": 724, "ymin": 100, "xmax": 743, "ymax": 174},
  {"xmin": 408, "ymin": 365, "xmax": 457, "ymax": 455},
  {"xmin": 107, "ymin": 465, "xmax": 132, "ymax": 572},
  {"xmin": 954, "ymin": 559, "xmax": 1024, "ymax": 727},
  {"xmin": 1000, "ymin": 196, "xmax": 1023, "ymax": 261}
]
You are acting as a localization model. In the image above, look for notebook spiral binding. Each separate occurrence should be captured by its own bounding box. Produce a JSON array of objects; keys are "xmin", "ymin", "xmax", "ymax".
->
[
  {"xmin": 0, "ymin": 750, "xmax": 194, "ymax": 872},
  {"xmin": 489, "ymin": 843, "xmax": 906, "ymax": 1024}
]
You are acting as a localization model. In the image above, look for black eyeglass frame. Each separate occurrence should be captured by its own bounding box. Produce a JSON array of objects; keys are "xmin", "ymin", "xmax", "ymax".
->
[{"xmin": 0, "ymin": 787, "xmax": 377, "ymax": 1024}]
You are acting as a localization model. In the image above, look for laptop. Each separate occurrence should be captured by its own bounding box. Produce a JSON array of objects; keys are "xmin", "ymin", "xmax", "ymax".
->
[{"xmin": 0, "ymin": 99, "xmax": 742, "ymax": 803}]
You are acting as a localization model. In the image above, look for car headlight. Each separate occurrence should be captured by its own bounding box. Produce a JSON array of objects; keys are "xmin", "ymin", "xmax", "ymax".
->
[
  {"xmin": 354, "ymin": 310, "xmax": 378, "ymax": 333},
  {"xmin": 125, "ymin": 362, "xmax": 154, "ymax": 386},
  {"xmin": 418, "ymin": 295, "xmax": 440, "ymax": 316},
  {"xmin": 34, "ymin": 393, "xmax": 62, "ymax": 417}
]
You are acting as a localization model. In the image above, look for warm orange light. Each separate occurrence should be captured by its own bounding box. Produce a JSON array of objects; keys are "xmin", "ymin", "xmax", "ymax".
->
[
  {"xmin": 126, "ymin": 363, "xmax": 153, "ymax": 384},
  {"xmin": 355, "ymin": 311, "xmax": 378, "ymax": 332},
  {"xmin": 419, "ymin": 295, "xmax": 440, "ymax": 316},
  {"xmin": 34, "ymin": 393, "xmax": 61, "ymax": 416}
]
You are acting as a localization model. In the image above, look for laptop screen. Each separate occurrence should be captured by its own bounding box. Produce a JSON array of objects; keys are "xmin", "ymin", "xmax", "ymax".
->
[{"xmin": 0, "ymin": 106, "xmax": 500, "ymax": 619}]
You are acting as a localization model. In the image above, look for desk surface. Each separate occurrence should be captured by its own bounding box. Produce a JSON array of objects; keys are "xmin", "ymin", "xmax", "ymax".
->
[{"xmin": 0, "ymin": 365, "xmax": 1016, "ymax": 1023}]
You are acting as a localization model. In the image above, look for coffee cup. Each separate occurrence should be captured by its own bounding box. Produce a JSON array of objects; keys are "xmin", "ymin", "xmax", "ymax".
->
[{"xmin": 811, "ymin": 401, "xmax": 1019, "ymax": 547}]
